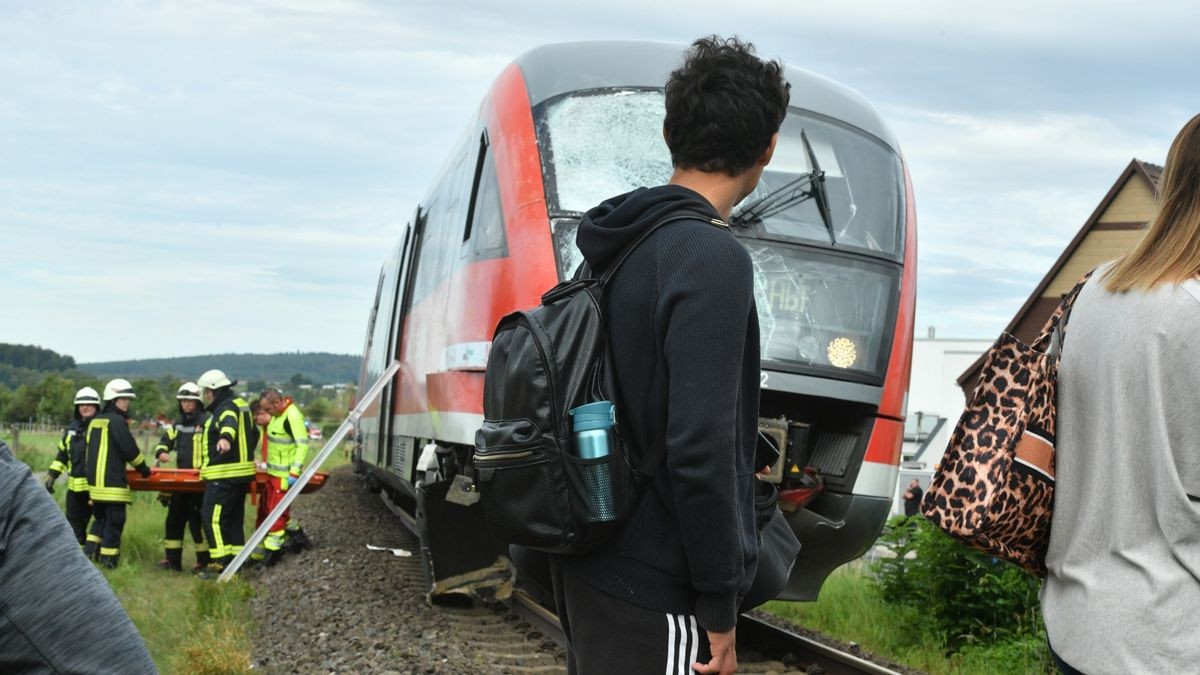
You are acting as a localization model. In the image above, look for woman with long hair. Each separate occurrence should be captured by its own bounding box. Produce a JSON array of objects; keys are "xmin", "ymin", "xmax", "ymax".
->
[{"xmin": 1043, "ymin": 113, "xmax": 1200, "ymax": 673}]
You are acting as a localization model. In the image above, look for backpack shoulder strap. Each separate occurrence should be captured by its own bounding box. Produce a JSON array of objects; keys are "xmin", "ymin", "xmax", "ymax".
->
[
  {"xmin": 599, "ymin": 208, "xmax": 727, "ymax": 481},
  {"xmin": 598, "ymin": 210, "xmax": 727, "ymax": 284}
]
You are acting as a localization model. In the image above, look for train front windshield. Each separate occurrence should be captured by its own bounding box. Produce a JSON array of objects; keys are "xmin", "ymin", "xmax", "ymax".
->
[{"xmin": 537, "ymin": 89, "xmax": 904, "ymax": 383}]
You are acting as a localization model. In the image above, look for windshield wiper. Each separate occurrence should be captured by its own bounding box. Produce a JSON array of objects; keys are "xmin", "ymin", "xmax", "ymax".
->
[{"xmin": 730, "ymin": 129, "xmax": 836, "ymax": 245}]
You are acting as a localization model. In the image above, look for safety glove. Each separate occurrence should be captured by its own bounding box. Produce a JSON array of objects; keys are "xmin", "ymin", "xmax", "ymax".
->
[
  {"xmin": 157, "ymin": 492, "xmax": 171, "ymax": 507},
  {"xmin": 44, "ymin": 471, "xmax": 59, "ymax": 493}
]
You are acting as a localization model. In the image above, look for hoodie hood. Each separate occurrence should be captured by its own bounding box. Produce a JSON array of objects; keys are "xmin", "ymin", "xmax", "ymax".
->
[{"xmin": 576, "ymin": 185, "xmax": 721, "ymax": 275}]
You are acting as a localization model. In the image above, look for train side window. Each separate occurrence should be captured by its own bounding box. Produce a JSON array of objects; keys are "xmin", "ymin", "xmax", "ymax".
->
[
  {"xmin": 468, "ymin": 140, "xmax": 507, "ymax": 259},
  {"xmin": 462, "ymin": 130, "xmax": 489, "ymax": 243}
]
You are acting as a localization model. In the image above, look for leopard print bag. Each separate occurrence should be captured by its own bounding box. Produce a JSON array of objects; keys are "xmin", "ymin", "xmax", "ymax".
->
[{"xmin": 921, "ymin": 272, "xmax": 1092, "ymax": 576}]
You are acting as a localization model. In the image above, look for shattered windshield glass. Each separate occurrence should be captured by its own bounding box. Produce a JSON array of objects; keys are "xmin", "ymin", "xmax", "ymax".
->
[
  {"xmin": 745, "ymin": 242, "xmax": 898, "ymax": 379},
  {"xmin": 536, "ymin": 89, "xmax": 903, "ymax": 259},
  {"xmin": 537, "ymin": 89, "xmax": 902, "ymax": 380}
]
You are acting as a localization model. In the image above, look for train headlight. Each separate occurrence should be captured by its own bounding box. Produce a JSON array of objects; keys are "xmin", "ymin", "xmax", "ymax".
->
[{"xmin": 826, "ymin": 337, "xmax": 857, "ymax": 368}]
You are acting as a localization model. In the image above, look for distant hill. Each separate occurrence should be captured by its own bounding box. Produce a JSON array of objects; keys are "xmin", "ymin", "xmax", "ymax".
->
[{"xmin": 79, "ymin": 352, "xmax": 361, "ymax": 385}]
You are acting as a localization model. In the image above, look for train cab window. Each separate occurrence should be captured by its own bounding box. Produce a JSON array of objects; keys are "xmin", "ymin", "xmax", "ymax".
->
[{"xmin": 464, "ymin": 135, "xmax": 507, "ymax": 260}]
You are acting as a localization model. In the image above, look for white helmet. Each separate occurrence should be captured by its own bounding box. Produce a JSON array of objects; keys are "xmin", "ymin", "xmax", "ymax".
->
[
  {"xmin": 102, "ymin": 379, "xmax": 137, "ymax": 402},
  {"xmin": 197, "ymin": 369, "xmax": 232, "ymax": 391},
  {"xmin": 176, "ymin": 382, "xmax": 203, "ymax": 401},
  {"xmin": 74, "ymin": 387, "xmax": 101, "ymax": 406}
]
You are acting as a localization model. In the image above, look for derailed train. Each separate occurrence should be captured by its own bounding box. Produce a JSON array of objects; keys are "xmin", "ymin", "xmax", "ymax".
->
[{"xmin": 353, "ymin": 41, "xmax": 916, "ymax": 602}]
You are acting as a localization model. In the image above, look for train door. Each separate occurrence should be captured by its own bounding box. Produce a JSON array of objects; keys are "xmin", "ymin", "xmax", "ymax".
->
[{"xmin": 384, "ymin": 207, "xmax": 426, "ymax": 484}]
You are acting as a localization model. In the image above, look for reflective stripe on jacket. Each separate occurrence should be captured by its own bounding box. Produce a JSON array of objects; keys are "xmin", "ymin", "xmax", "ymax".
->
[
  {"xmin": 86, "ymin": 409, "xmax": 145, "ymax": 503},
  {"xmin": 265, "ymin": 402, "xmax": 308, "ymax": 477},
  {"xmin": 200, "ymin": 390, "xmax": 256, "ymax": 481}
]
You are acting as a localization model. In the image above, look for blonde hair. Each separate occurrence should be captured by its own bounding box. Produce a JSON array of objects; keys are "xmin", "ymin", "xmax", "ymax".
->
[{"xmin": 1105, "ymin": 113, "xmax": 1200, "ymax": 293}]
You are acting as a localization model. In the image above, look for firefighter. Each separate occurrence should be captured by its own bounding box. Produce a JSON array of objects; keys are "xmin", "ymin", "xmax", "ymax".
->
[
  {"xmin": 248, "ymin": 398, "xmax": 272, "ymax": 565},
  {"xmin": 196, "ymin": 369, "xmax": 257, "ymax": 576},
  {"xmin": 86, "ymin": 379, "xmax": 152, "ymax": 569},
  {"xmin": 44, "ymin": 386, "xmax": 101, "ymax": 550},
  {"xmin": 153, "ymin": 382, "xmax": 211, "ymax": 571},
  {"xmin": 258, "ymin": 388, "xmax": 312, "ymax": 565}
]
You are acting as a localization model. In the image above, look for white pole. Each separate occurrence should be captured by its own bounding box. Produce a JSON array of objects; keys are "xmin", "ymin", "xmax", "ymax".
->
[{"xmin": 220, "ymin": 360, "xmax": 401, "ymax": 581}]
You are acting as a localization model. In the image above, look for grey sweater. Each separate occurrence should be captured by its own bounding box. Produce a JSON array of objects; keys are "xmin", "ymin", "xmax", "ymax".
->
[
  {"xmin": 0, "ymin": 438, "xmax": 156, "ymax": 674},
  {"xmin": 1042, "ymin": 269, "xmax": 1200, "ymax": 672}
]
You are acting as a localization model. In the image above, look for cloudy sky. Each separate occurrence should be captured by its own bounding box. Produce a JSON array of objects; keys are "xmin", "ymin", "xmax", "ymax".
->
[{"xmin": 2, "ymin": 1, "xmax": 1197, "ymax": 363}]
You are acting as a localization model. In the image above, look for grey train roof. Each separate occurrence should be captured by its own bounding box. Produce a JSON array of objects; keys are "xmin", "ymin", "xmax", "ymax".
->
[{"xmin": 515, "ymin": 41, "xmax": 900, "ymax": 153}]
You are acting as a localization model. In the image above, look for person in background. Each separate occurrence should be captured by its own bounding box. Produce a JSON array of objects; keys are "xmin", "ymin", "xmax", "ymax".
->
[
  {"xmin": 196, "ymin": 369, "xmax": 257, "ymax": 577},
  {"xmin": 260, "ymin": 388, "xmax": 313, "ymax": 562},
  {"xmin": 902, "ymin": 479, "xmax": 923, "ymax": 518},
  {"xmin": 0, "ymin": 436, "xmax": 156, "ymax": 673},
  {"xmin": 1042, "ymin": 113, "xmax": 1200, "ymax": 673},
  {"xmin": 44, "ymin": 386, "xmax": 102, "ymax": 551},
  {"xmin": 153, "ymin": 382, "xmax": 211, "ymax": 572},
  {"xmin": 248, "ymin": 397, "xmax": 272, "ymax": 565},
  {"xmin": 85, "ymin": 378, "xmax": 152, "ymax": 569}
]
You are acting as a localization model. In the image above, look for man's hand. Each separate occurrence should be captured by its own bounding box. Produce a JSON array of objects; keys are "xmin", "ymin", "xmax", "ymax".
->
[
  {"xmin": 694, "ymin": 628, "xmax": 736, "ymax": 674},
  {"xmin": 217, "ymin": 438, "xmax": 231, "ymax": 454},
  {"xmin": 157, "ymin": 451, "xmax": 170, "ymax": 464}
]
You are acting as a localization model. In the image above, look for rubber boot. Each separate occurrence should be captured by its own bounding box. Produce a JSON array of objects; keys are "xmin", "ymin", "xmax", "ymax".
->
[
  {"xmin": 99, "ymin": 554, "xmax": 119, "ymax": 569},
  {"xmin": 263, "ymin": 547, "xmax": 285, "ymax": 567},
  {"xmin": 195, "ymin": 559, "xmax": 227, "ymax": 580},
  {"xmin": 157, "ymin": 548, "xmax": 183, "ymax": 571},
  {"xmin": 285, "ymin": 526, "xmax": 311, "ymax": 552},
  {"xmin": 83, "ymin": 541, "xmax": 99, "ymax": 561},
  {"xmin": 193, "ymin": 549, "xmax": 211, "ymax": 572}
]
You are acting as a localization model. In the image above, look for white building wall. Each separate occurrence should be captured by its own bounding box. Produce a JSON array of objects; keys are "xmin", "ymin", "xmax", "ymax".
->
[{"xmin": 891, "ymin": 335, "xmax": 990, "ymax": 515}]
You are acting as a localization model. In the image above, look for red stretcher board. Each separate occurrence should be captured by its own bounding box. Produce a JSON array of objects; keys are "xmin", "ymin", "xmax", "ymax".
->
[{"xmin": 125, "ymin": 468, "xmax": 329, "ymax": 494}]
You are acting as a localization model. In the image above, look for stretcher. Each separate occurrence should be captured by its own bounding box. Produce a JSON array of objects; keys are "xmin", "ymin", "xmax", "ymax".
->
[{"xmin": 125, "ymin": 467, "xmax": 329, "ymax": 494}]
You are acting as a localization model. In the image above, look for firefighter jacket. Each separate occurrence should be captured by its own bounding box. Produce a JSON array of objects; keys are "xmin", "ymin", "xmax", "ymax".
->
[
  {"xmin": 200, "ymin": 388, "xmax": 257, "ymax": 481},
  {"xmin": 49, "ymin": 417, "xmax": 93, "ymax": 493},
  {"xmin": 265, "ymin": 401, "xmax": 309, "ymax": 479},
  {"xmin": 86, "ymin": 405, "xmax": 149, "ymax": 503},
  {"xmin": 155, "ymin": 408, "xmax": 209, "ymax": 470}
]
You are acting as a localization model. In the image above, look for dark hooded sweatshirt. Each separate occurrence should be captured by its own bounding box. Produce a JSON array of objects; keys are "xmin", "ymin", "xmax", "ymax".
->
[{"xmin": 567, "ymin": 184, "xmax": 760, "ymax": 633}]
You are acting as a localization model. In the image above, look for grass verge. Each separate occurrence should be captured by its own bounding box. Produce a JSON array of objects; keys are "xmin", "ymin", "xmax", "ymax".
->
[{"xmin": 765, "ymin": 564, "xmax": 1051, "ymax": 674}]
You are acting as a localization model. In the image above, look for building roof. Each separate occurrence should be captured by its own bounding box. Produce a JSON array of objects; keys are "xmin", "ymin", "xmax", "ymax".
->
[{"xmin": 956, "ymin": 158, "xmax": 1161, "ymax": 391}]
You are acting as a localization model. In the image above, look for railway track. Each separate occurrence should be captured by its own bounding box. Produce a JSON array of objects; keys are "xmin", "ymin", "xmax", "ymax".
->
[{"xmin": 506, "ymin": 588, "xmax": 906, "ymax": 675}]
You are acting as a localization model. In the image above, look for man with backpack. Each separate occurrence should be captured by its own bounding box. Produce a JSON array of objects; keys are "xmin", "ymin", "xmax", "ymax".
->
[{"xmin": 558, "ymin": 36, "xmax": 789, "ymax": 674}]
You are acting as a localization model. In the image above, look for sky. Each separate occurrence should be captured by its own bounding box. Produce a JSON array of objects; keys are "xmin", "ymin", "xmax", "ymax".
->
[{"xmin": 2, "ymin": 1, "xmax": 1198, "ymax": 363}]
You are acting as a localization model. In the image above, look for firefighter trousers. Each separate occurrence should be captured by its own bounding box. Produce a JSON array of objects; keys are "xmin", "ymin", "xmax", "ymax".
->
[
  {"xmin": 165, "ymin": 492, "xmax": 205, "ymax": 547},
  {"xmin": 89, "ymin": 501, "xmax": 127, "ymax": 558},
  {"xmin": 202, "ymin": 478, "xmax": 248, "ymax": 565},
  {"xmin": 65, "ymin": 489, "xmax": 92, "ymax": 546}
]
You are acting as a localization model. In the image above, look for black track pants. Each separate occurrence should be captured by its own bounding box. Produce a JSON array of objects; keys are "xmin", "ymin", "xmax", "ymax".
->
[
  {"xmin": 64, "ymin": 490, "xmax": 92, "ymax": 546},
  {"xmin": 202, "ymin": 479, "xmax": 247, "ymax": 564},
  {"xmin": 89, "ymin": 502, "xmax": 127, "ymax": 556},
  {"xmin": 552, "ymin": 562, "xmax": 712, "ymax": 675},
  {"xmin": 164, "ymin": 493, "xmax": 205, "ymax": 545}
]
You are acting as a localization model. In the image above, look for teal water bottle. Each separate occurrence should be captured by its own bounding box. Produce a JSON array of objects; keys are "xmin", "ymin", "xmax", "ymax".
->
[
  {"xmin": 569, "ymin": 401, "xmax": 617, "ymax": 522},
  {"xmin": 570, "ymin": 401, "xmax": 616, "ymax": 459}
]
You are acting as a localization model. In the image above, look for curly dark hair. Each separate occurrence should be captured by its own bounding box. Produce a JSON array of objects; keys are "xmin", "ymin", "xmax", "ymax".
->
[{"xmin": 664, "ymin": 36, "xmax": 791, "ymax": 175}]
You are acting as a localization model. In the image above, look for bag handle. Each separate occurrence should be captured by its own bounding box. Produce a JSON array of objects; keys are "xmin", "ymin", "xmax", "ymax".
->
[{"xmin": 1032, "ymin": 270, "xmax": 1094, "ymax": 352}]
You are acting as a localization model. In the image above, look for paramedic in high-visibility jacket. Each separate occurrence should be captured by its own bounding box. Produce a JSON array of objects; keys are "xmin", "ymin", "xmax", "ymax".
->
[
  {"xmin": 85, "ymin": 379, "xmax": 151, "ymax": 569},
  {"xmin": 196, "ymin": 369, "xmax": 257, "ymax": 577},
  {"xmin": 154, "ymin": 382, "xmax": 212, "ymax": 571},
  {"xmin": 45, "ymin": 386, "xmax": 101, "ymax": 551},
  {"xmin": 256, "ymin": 388, "xmax": 312, "ymax": 565}
]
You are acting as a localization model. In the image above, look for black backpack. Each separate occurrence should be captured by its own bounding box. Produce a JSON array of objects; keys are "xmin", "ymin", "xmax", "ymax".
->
[{"xmin": 475, "ymin": 210, "xmax": 714, "ymax": 555}]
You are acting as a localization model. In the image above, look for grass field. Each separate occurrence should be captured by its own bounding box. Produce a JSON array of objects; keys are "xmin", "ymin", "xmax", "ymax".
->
[{"xmin": 10, "ymin": 429, "xmax": 352, "ymax": 674}]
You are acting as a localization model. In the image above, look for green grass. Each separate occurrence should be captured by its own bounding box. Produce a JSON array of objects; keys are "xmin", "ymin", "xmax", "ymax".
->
[
  {"xmin": 8, "ymin": 430, "xmax": 363, "ymax": 674},
  {"xmin": 766, "ymin": 564, "xmax": 1051, "ymax": 675}
]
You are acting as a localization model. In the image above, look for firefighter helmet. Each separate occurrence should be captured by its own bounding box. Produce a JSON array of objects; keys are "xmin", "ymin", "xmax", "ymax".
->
[
  {"xmin": 102, "ymin": 379, "xmax": 137, "ymax": 402},
  {"xmin": 176, "ymin": 382, "xmax": 203, "ymax": 401},
  {"xmin": 197, "ymin": 369, "xmax": 232, "ymax": 391},
  {"xmin": 74, "ymin": 387, "xmax": 101, "ymax": 406}
]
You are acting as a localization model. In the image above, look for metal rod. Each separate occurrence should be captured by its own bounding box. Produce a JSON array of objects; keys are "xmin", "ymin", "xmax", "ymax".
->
[{"xmin": 220, "ymin": 360, "xmax": 401, "ymax": 581}]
